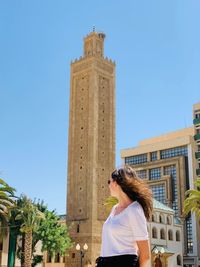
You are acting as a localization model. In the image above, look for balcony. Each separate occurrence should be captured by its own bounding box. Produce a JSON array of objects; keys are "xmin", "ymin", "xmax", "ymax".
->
[
  {"xmin": 193, "ymin": 117, "xmax": 200, "ymax": 125},
  {"xmin": 196, "ymin": 168, "xmax": 200, "ymax": 176},
  {"xmin": 195, "ymin": 151, "xmax": 200, "ymax": 159},
  {"xmin": 194, "ymin": 133, "xmax": 200, "ymax": 141}
]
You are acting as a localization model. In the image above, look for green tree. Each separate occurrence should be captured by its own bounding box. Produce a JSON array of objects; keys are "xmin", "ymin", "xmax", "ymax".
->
[
  {"xmin": 184, "ymin": 178, "xmax": 200, "ymax": 218},
  {"xmin": 17, "ymin": 201, "xmax": 73, "ymax": 267},
  {"xmin": 36, "ymin": 210, "xmax": 73, "ymax": 257},
  {"xmin": 15, "ymin": 195, "xmax": 44, "ymax": 267},
  {"xmin": 0, "ymin": 178, "xmax": 15, "ymax": 238}
]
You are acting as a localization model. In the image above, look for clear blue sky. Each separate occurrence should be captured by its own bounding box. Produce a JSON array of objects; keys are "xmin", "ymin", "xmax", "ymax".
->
[{"xmin": 0, "ymin": 1, "xmax": 200, "ymax": 214}]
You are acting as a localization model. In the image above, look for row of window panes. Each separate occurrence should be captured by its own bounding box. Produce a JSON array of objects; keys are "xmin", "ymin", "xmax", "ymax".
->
[
  {"xmin": 125, "ymin": 154, "xmax": 147, "ymax": 165},
  {"xmin": 186, "ymin": 217, "xmax": 193, "ymax": 254},
  {"xmin": 151, "ymin": 184, "xmax": 166, "ymax": 204},
  {"xmin": 46, "ymin": 253, "xmax": 64, "ymax": 263},
  {"xmin": 195, "ymin": 111, "xmax": 200, "ymax": 119},
  {"xmin": 151, "ymin": 228, "xmax": 181, "ymax": 241},
  {"xmin": 125, "ymin": 146, "xmax": 188, "ymax": 165},
  {"xmin": 164, "ymin": 165, "xmax": 178, "ymax": 215},
  {"xmin": 152, "ymin": 214, "xmax": 172, "ymax": 224},
  {"xmin": 149, "ymin": 168, "xmax": 161, "ymax": 180},
  {"xmin": 160, "ymin": 146, "xmax": 188, "ymax": 159}
]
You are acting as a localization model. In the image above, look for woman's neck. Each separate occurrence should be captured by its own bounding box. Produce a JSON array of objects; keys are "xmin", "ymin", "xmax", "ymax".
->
[{"xmin": 117, "ymin": 194, "xmax": 133, "ymax": 208}]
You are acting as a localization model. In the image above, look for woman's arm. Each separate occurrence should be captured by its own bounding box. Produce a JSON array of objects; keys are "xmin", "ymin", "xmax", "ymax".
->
[{"xmin": 136, "ymin": 240, "xmax": 151, "ymax": 267}]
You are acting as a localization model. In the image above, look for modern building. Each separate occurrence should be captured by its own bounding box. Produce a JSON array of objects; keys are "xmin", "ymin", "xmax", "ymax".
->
[
  {"xmin": 66, "ymin": 31, "xmax": 116, "ymax": 267},
  {"xmin": 121, "ymin": 102, "xmax": 200, "ymax": 267}
]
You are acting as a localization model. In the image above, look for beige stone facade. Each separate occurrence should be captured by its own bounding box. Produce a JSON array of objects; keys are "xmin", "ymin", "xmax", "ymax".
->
[
  {"xmin": 121, "ymin": 102, "xmax": 200, "ymax": 267},
  {"xmin": 66, "ymin": 31, "xmax": 115, "ymax": 267},
  {"xmin": 149, "ymin": 200, "xmax": 183, "ymax": 267}
]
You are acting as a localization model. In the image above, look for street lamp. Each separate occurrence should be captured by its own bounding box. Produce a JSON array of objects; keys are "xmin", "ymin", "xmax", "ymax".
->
[
  {"xmin": 76, "ymin": 243, "xmax": 88, "ymax": 267},
  {"xmin": 152, "ymin": 246, "xmax": 165, "ymax": 267}
]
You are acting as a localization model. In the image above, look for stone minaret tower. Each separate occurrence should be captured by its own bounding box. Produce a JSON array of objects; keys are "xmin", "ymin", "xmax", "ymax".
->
[{"xmin": 66, "ymin": 31, "xmax": 115, "ymax": 267}]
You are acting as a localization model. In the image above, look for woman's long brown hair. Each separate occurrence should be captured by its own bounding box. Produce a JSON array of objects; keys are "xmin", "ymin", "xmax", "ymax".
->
[{"xmin": 111, "ymin": 165, "xmax": 153, "ymax": 221}]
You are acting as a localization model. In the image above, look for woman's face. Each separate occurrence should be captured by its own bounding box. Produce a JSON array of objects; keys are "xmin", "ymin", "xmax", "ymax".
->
[{"xmin": 108, "ymin": 178, "xmax": 118, "ymax": 197}]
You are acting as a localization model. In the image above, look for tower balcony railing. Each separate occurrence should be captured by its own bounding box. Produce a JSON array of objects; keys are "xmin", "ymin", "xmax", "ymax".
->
[
  {"xmin": 193, "ymin": 117, "xmax": 200, "ymax": 125},
  {"xmin": 196, "ymin": 168, "xmax": 200, "ymax": 176},
  {"xmin": 195, "ymin": 151, "xmax": 200, "ymax": 159},
  {"xmin": 194, "ymin": 133, "xmax": 200, "ymax": 141}
]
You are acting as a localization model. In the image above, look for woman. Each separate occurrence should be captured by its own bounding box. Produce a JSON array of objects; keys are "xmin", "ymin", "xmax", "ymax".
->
[{"xmin": 96, "ymin": 165, "xmax": 153, "ymax": 267}]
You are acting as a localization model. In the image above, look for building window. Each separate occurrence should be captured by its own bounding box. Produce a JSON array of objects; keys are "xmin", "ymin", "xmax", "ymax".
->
[
  {"xmin": 177, "ymin": 255, "xmax": 181, "ymax": 265},
  {"xmin": 195, "ymin": 111, "xmax": 200, "ymax": 119},
  {"xmin": 125, "ymin": 154, "xmax": 147, "ymax": 165},
  {"xmin": 152, "ymin": 227, "xmax": 157, "ymax": 238},
  {"xmin": 168, "ymin": 229, "xmax": 173, "ymax": 241},
  {"xmin": 77, "ymin": 224, "xmax": 80, "ymax": 233},
  {"xmin": 46, "ymin": 252, "xmax": 52, "ymax": 263},
  {"xmin": 160, "ymin": 229, "xmax": 165, "ymax": 239},
  {"xmin": 150, "ymin": 151, "xmax": 157, "ymax": 161},
  {"xmin": 0, "ymin": 241, "xmax": 3, "ymax": 250},
  {"xmin": 55, "ymin": 253, "xmax": 60, "ymax": 263},
  {"xmin": 167, "ymin": 215, "xmax": 172, "ymax": 225},
  {"xmin": 136, "ymin": 170, "xmax": 147, "ymax": 179},
  {"xmin": 186, "ymin": 216, "xmax": 193, "ymax": 253},
  {"xmin": 149, "ymin": 168, "xmax": 161, "ymax": 180},
  {"xmin": 72, "ymin": 253, "xmax": 75, "ymax": 258},
  {"xmin": 176, "ymin": 230, "xmax": 181, "ymax": 241},
  {"xmin": 164, "ymin": 165, "xmax": 178, "ymax": 215},
  {"xmin": 151, "ymin": 184, "xmax": 166, "ymax": 204},
  {"xmin": 160, "ymin": 146, "xmax": 188, "ymax": 159},
  {"xmin": 159, "ymin": 214, "xmax": 165, "ymax": 224},
  {"xmin": 152, "ymin": 213, "xmax": 156, "ymax": 222}
]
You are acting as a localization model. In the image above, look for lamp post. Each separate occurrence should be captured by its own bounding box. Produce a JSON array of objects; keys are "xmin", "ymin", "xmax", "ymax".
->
[
  {"xmin": 76, "ymin": 243, "xmax": 88, "ymax": 267},
  {"xmin": 152, "ymin": 246, "xmax": 165, "ymax": 267}
]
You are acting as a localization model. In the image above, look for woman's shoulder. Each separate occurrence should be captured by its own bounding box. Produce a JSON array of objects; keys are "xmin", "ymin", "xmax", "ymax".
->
[{"xmin": 128, "ymin": 201, "xmax": 145, "ymax": 216}]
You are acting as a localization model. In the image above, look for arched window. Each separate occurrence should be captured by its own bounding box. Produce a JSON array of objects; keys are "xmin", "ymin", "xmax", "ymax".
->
[
  {"xmin": 46, "ymin": 252, "xmax": 52, "ymax": 263},
  {"xmin": 0, "ymin": 241, "xmax": 3, "ymax": 250},
  {"xmin": 167, "ymin": 215, "xmax": 171, "ymax": 225},
  {"xmin": 160, "ymin": 228, "xmax": 165, "ymax": 239},
  {"xmin": 176, "ymin": 230, "xmax": 181, "ymax": 241},
  {"xmin": 168, "ymin": 229, "xmax": 173, "ymax": 240},
  {"xmin": 152, "ymin": 227, "xmax": 157, "ymax": 238},
  {"xmin": 159, "ymin": 214, "xmax": 165, "ymax": 224},
  {"xmin": 152, "ymin": 213, "xmax": 156, "ymax": 222},
  {"xmin": 55, "ymin": 253, "xmax": 60, "ymax": 263},
  {"xmin": 177, "ymin": 255, "xmax": 181, "ymax": 265}
]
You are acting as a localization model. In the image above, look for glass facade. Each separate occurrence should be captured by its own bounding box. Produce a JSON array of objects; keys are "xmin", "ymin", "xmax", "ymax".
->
[
  {"xmin": 186, "ymin": 216, "xmax": 193, "ymax": 254},
  {"xmin": 151, "ymin": 184, "xmax": 166, "ymax": 204},
  {"xmin": 125, "ymin": 154, "xmax": 147, "ymax": 165},
  {"xmin": 149, "ymin": 167, "xmax": 161, "ymax": 180},
  {"xmin": 164, "ymin": 165, "xmax": 178, "ymax": 214},
  {"xmin": 160, "ymin": 146, "xmax": 188, "ymax": 159}
]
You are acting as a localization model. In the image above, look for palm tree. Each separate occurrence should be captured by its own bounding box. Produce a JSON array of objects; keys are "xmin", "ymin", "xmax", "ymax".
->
[
  {"xmin": 0, "ymin": 178, "xmax": 15, "ymax": 238},
  {"xmin": 16, "ymin": 195, "xmax": 44, "ymax": 267},
  {"xmin": 184, "ymin": 178, "xmax": 200, "ymax": 218}
]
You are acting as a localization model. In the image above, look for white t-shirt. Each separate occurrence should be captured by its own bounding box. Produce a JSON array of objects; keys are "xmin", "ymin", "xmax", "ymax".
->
[{"xmin": 100, "ymin": 201, "xmax": 148, "ymax": 257}]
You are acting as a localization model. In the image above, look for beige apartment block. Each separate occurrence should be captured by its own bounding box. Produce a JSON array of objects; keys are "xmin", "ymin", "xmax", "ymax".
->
[
  {"xmin": 66, "ymin": 31, "xmax": 115, "ymax": 267},
  {"xmin": 121, "ymin": 102, "xmax": 200, "ymax": 267}
]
